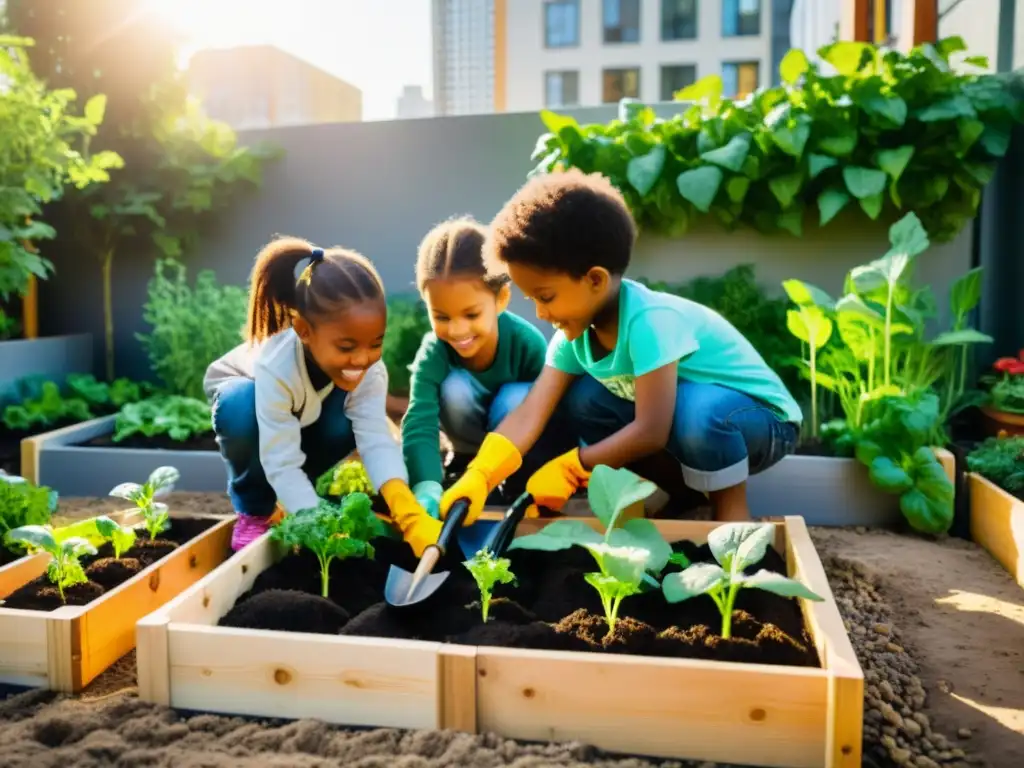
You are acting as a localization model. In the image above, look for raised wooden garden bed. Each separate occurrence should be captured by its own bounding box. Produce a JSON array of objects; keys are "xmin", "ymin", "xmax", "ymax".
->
[
  {"xmin": 969, "ymin": 473, "xmax": 1024, "ymax": 588},
  {"xmin": 0, "ymin": 513, "xmax": 233, "ymax": 691},
  {"xmin": 136, "ymin": 516, "xmax": 863, "ymax": 768},
  {"xmin": 21, "ymin": 415, "xmax": 225, "ymax": 495},
  {"xmin": 747, "ymin": 448, "xmax": 956, "ymax": 526}
]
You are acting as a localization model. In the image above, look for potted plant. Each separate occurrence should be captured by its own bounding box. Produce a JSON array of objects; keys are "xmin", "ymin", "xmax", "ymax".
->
[{"xmin": 980, "ymin": 352, "xmax": 1024, "ymax": 435}]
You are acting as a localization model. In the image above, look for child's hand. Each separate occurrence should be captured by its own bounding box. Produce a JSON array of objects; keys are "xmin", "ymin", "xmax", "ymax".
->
[
  {"xmin": 412, "ymin": 480, "xmax": 443, "ymax": 519},
  {"xmin": 439, "ymin": 432, "xmax": 522, "ymax": 525},
  {"xmin": 439, "ymin": 470, "xmax": 489, "ymax": 526},
  {"xmin": 526, "ymin": 448, "xmax": 591, "ymax": 513},
  {"xmin": 381, "ymin": 479, "xmax": 441, "ymax": 557}
]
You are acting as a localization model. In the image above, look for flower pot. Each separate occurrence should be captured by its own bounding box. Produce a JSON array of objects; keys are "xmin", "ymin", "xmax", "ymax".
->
[{"xmin": 980, "ymin": 406, "xmax": 1024, "ymax": 437}]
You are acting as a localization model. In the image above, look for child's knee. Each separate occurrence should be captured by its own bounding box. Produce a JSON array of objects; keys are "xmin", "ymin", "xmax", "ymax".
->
[
  {"xmin": 439, "ymin": 369, "xmax": 486, "ymax": 426},
  {"xmin": 487, "ymin": 382, "xmax": 530, "ymax": 430},
  {"xmin": 211, "ymin": 378, "xmax": 258, "ymax": 442}
]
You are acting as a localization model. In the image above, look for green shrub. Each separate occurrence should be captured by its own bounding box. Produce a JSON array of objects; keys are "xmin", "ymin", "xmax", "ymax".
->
[{"xmin": 382, "ymin": 295, "xmax": 432, "ymax": 397}]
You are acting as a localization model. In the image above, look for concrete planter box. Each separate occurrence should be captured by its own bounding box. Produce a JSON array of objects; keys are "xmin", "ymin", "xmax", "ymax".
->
[
  {"xmin": 22, "ymin": 415, "xmax": 226, "ymax": 496},
  {"xmin": 748, "ymin": 449, "xmax": 956, "ymax": 527},
  {"xmin": 0, "ymin": 334, "xmax": 93, "ymax": 401}
]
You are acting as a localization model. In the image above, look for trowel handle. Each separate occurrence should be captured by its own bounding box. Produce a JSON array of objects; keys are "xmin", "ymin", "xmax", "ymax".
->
[
  {"xmin": 487, "ymin": 492, "xmax": 537, "ymax": 557},
  {"xmin": 436, "ymin": 498, "xmax": 470, "ymax": 556}
]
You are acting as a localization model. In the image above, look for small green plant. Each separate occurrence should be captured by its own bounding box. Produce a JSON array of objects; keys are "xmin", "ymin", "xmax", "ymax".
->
[
  {"xmin": 967, "ymin": 437, "xmax": 1024, "ymax": 497},
  {"xmin": 271, "ymin": 493, "xmax": 387, "ymax": 598},
  {"xmin": 109, "ymin": 466, "xmax": 179, "ymax": 540},
  {"xmin": 95, "ymin": 517, "xmax": 138, "ymax": 559},
  {"xmin": 0, "ymin": 474, "xmax": 58, "ymax": 557},
  {"xmin": 6, "ymin": 525, "xmax": 97, "ymax": 602},
  {"xmin": 463, "ymin": 550, "xmax": 516, "ymax": 622},
  {"xmin": 2, "ymin": 381, "xmax": 92, "ymax": 431},
  {"xmin": 981, "ymin": 352, "xmax": 1024, "ymax": 414},
  {"xmin": 315, "ymin": 460, "xmax": 374, "ymax": 500},
  {"xmin": 113, "ymin": 396, "xmax": 212, "ymax": 443},
  {"xmin": 662, "ymin": 523, "xmax": 823, "ymax": 638},
  {"xmin": 509, "ymin": 465, "xmax": 671, "ymax": 630}
]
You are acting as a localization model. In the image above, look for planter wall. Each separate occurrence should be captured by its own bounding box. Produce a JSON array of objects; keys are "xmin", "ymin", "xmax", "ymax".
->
[
  {"xmin": 748, "ymin": 449, "xmax": 956, "ymax": 527},
  {"xmin": 22, "ymin": 415, "xmax": 226, "ymax": 496},
  {"xmin": 0, "ymin": 334, "xmax": 93, "ymax": 402},
  {"xmin": 136, "ymin": 516, "xmax": 863, "ymax": 768},
  {"xmin": 969, "ymin": 473, "xmax": 1024, "ymax": 588},
  {"xmin": 0, "ymin": 514, "xmax": 234, "ymax": 691}
]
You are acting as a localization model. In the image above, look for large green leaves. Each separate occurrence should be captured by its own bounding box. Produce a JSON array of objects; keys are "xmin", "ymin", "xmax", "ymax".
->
[
  {"xmin": 662, "ymin": 562, "xmax": 726, "ymax": 602},
  {"xmin": 587, "ymin": 465, "xmax": 658, "ymax": 530},
  {"xmin": 676, "ymin": 166, "xmax": 723, "ymax": 213},
  {"xmin": 740, "ymin": 570, "xmax": 824, "ymax": 601}
]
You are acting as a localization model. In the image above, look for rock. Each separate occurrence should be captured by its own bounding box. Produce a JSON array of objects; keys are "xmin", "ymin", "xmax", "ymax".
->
[
  {"xmin": 886, "ymin": 642, "xmax": 905, "ymax": 653},
  {"xmin": 881, "ymin": 703, "xmax": 904, "ymax": 728},
  {"xmin": 913, "ymin": 712, "xmax": 931, "ymax": 729},
  {"xmin": 882, "ymin": 734, "xmax": 898, "ymax": 750},
  {"xmin": 879, "ymin": 680, "xmax": 896, "ymax": 701},
  {"xmin": 891, "ymin": 747, "xmax": 913, "ymax": 765},
  {"xmin": 915, "ymin": 757, "xmax": 941, "ymax": 768},
  {"xmin": 874, "ymin": 622, "xmax": 891, "ymax": 635},
  {"xmin": 950, "ymin": 748, "xmax": 966, "ymax": 758},
  {"xmin": 902, "ymin": 718, "xmax": 922, "ymax": 738},
  {"xmin": 958, "ymin": 727, "xmax": 972, "ymax": 739}
]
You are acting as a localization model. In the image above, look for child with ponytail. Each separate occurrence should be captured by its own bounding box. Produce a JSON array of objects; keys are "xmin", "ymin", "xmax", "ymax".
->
[{"xmin": 203, "ymin": 236, "xmax": 439, "ymax": 554}]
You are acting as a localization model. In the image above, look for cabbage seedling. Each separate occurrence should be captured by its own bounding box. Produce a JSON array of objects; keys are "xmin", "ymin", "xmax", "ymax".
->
[
  {"xmin": 109, "ymin": 466, "xmax": 179, "ymax": 540},
  {"xmin": 509, "ymin": 465, "xmax": 671, "ymax": 630},
  {"xmin": 463, "ymin": 550, "xmax": 515, "ymax": 622},
  {"xmin": 54, "ymin": 515, "xmax": 137, "ymax": 559},
  {"xmin": 315, "ymin": 459, "xmax": 374, "ymax": 499},
  {"xmin": 662, "ymin": 522, "xmax": 824, "ymax": 638},
  {"xmin": 6, "ymin": 525, "xmax": 97, "ymax": 602}
]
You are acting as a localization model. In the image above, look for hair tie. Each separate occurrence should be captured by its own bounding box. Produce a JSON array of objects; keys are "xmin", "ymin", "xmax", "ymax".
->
[
  {"xmin": 296, "ymin": 247, "xmax": 324, "ymax": 285},
  {"xmin": 310, "ymin": 247, "xmax": 324, "ymax": 263}
]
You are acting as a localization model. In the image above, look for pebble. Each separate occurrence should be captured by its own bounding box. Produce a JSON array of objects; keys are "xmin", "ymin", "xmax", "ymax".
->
[
  {"xmin": 874, "ymin": 622, "xmax": 891, "ymax": 635},
  {"xmin": 958, "ymin": 727, "xmax": 972, "ymax": 739},
  {"xmin": 891, "ymin": 746, "xmax": 913, "ymax": 764},
  {"xmin": 902, "ymin": 718, "xmax": 922, "ymax": 737},
  {"xmin": 915, "ymin": 756, "xmax": 941, "ymax": 768}
]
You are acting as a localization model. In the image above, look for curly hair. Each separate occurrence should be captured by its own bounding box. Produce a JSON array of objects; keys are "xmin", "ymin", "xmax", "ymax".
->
[{"xmin": 415, "ymin": 216, "xmax": 509, "ymax": 293}]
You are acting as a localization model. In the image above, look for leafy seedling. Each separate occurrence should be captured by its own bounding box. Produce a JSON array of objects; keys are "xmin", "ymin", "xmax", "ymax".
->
[
  {"xmin": 53, "ymin": 515, "xmax": 137, "ymax": 559},
  {"xmin": 509, "ymin": 465, "xmax": 671, "ymax": 630},
  {"xmin": 109, "ymin": 465, "xmax": 179, "ymax": 540},
  {"xmin": 0, "ymin": 474, "xmax": 58, "ymax": 557},
  {"xmin": 463, "ymin": 550, "xmax": 516, "ymax": 622},
  {"xmin": 6, "ymin": 525, "xmax": 97, "ymax": 602},
  {"xmin": 662, "ymin": 522, "xmax": 823, "ymax": 638},
  {"xmin": 315, "ymin": 459, "xmax": 374, "ymax": 500},
  {"xmin": 271, "ymin": 493, "xmax": 387, "ymax": 598}
]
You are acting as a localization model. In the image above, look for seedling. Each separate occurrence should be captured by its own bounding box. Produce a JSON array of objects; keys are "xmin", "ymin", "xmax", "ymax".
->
[
  {"xmin": 0, "ymin": 473, "xmax": 58, "ymax": 557},
  {"xmin": 6, "ymin": 525, "xmax": 97, "ymax": 602},
  {"xmin": 271, "ymin": 493, "xmax": 386, "ymax": 598},
  {"xmin": 315, "ymin": 459, "xmax": 374, "ymax": 499},
  {"xmin": 109, "ymin": 466, "xmax": 179, "ymax": 540},
  {"xmin": 53, "ymin": 515, "xmax": 137, "ymax": 559},
  {"xmin": 509, "ymin": 465, "xmax": 671, "ymax": 630},
  {"xmin": 662, "ymin": 522, "xmax": 824, "ymax": 638},
  {"xmin": 463, "ymin": 550, "xmax": 516, "ymax": 622}
]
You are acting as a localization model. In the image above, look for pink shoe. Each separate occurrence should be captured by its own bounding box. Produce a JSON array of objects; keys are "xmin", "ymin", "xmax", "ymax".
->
[{"xmin": 231, "ymin": 514, "xmax": 270, "ymax": 551}]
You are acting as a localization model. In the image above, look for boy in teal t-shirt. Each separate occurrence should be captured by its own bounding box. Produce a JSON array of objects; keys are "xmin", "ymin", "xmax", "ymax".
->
[{"xmin": 436, "ymin": 169, "xmax": 802, "ymax": 525}]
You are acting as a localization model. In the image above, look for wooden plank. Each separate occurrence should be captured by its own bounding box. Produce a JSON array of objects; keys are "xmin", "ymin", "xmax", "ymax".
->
[
  {"xmin": 438, "ymin": 645, "xmax": 477, "ymax": 732},
  {"xmin": 840, "ymin": 0, "xmax": 871, "ymax": 42},
  {"xmin": 970, "ymin": 473, "xmax": 1024, "ymax": 587},
  {"xmin": 899, "ymin": 0, "xmax": 939, "ymax": 46},
  {"xmin": 476, "ymin": 647, "xmax": 829, "ymax": 768},
  {"xmin": 73, "ymin": 517, "xmax": 234, "ymax": 689},
  {"xmin": 45, "ymin": 606, "xmax": 80, "ymax": 691},
  {"xmin": 136, "ymin": 615, "xmax": 171, "ymax": 705},
  {"xmin": 20, "ymin": 415, "xmax": 115, "ymax": 484},
  {"xmin": 166, "ymin": 625, "xmax": 443, "ymax": 728},
  {"xmin": 0, "ymin": 610, "xmax": 49, "ymax": 687}
]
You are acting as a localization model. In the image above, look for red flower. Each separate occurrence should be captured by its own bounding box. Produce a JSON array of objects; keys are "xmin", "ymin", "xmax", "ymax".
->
[
  {"xmin": 994, "ymin": 357, "xmax": 1019, "ymax": 373},
  {"xmin": 1009, "ymin": 361, "xmax": 1024, "ymax": 376}
]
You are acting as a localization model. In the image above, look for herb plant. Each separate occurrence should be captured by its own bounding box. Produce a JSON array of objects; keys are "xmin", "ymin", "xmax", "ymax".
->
[
  {"xmin": 0, "ymin": 474, "xmax": 58, "ymax": 556},
  {"xmin": 109, "ymin": 466, "xmax": 179, "ymax": 540},
  {"xmin": 113, "ymin": 395, "xmax": 213, "ymax": 443},
  {"xmin": 315, "ymin": 460, "xmax": 374, "ymax": 500},
  {"xmin": 6, "ymin": 525, "xmax": 97, "ymax": 602},
  {"xmin": 532, "ymin": 38, "xmax": 1023, "ymax": 243},
  {"xmin": 662, "ymin": 523, "xmax": 823, "ymax": 638},
  {"xmin": 967, "ymin": 437, "xmax": 1024, "ymax": 497},
  {"xmin": 509, "ymin": 465, "xmax": 671, "ymax": 630},
  {"xmin": 271, "ymin": 493, "xmax": 388, "ymax": 598},
  {"xmin": 463, "ymin": 550, "xmax": 516, "ymax": 622},
  {"xmin": 981, "ymin": 352, "xmax": 1024, "ymax": 414}
]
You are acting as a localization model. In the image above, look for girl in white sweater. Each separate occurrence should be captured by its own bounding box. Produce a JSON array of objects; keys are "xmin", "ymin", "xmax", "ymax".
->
[{"xmin": 204, "ymin": 236, "xmax": 439, "ymax": 553}]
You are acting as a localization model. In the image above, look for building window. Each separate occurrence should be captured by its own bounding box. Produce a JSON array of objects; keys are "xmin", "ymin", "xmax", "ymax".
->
[
  {"xmin": 722, "ymin": 61, "xmax": 759, "ymax": 98},
  {"xmin": 661, "ymin": 0, "xmax": 697, "ymax": 40},
  {"xmin": 661, "ymin": 64, "xmax": 697, "ymax": 101},
  {"xmin": 722, "ymin": 0, "xmax": 760, "ymax": 37},
  {"xmin": 545, "ymin": 71, "xmax": 580, "ymax": 107},
  {"xmin": 602, "ymin": 67, "xmax": 641, "ymax": 102},
  {"xmin": 545, "ymin": 0, "xmax": 580, "ymax": 47},
  {"xmin": 603, "ymin": 0, "xmax": 641, "ymax": 43}
]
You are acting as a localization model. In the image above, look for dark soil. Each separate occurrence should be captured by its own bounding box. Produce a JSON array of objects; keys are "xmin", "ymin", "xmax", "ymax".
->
[
  {"xmin": 0, "ymin": 546, "xmax": 26, "ymax": 567},
  {"xmin": 219, "ymin": 535, "xmax": 820, "ymax": 667},
  {"xmin": 77, "ymin": 432, "xmax": 219, "ymax": 452},
  {"xmin": 0, "ymin": 517, "xmax": 220, "ymax": 612}
]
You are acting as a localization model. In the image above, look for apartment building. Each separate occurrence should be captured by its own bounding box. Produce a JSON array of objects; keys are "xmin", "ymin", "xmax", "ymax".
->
[
  {"xmin": 187, "ymin": 45, "xmax": 362, "ymax": 130},
  {"xmin": 432, "ymin": 0, "xmax": 496, "ymax": 115}
]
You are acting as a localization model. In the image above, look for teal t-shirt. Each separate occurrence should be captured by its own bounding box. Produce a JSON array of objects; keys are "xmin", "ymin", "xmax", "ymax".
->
[{"xmin": 545, "ymin": 279, "xmax": 803, "ymax": 423}]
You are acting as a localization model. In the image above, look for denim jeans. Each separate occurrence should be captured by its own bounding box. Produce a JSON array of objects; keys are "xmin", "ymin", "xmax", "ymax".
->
[
  {"xmin": 211, "ymin": 377, "xmax": 356, "ymax": 517},
  {"xmin": 566, "ymin": 375, "xmax": 798, "ymax": 492},
  {"xmin": 438, "ymin": 368, "xmax": 576, "ymax": 496}
]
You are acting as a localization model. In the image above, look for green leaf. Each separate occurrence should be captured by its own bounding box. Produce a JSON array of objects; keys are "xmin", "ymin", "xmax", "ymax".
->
[
  {"xmin": 6, "ymin": 524, "xmax": 56, "ymax": 554},
  {"xmin": 930, "ymin": 328, "xmax": 992, "ymax": 346},
  {"xmin": 662, "ymin": 563, "xmax": 727, "ymax": 603},
  {"xmin": 808, "ymin": 153, "xmax": 838, "ymax": 179},
  {"xmin": 84, "ymin": 94, "xmax": 107, "ymax": 125},
  {"xmin": 771, "ymin": 117, "xmax": 811, "ymax": 159},
  {"xmin": 843, "ymin": 167, "xmax": 888, "ymax": 199},
  {"xmin": 777, "ymin": 207, "xmax": 804, "ymax": 237},
  {"xmin": 980, "ymin": 124, "xmax": 1012, "ymax": 157},
  {"xmin": 700, "ymin": 133, "xmax": 751, "ymax": 172},
  {"xmin": 584, "ymin": 542, "xmax": 649, "ymax": 585},
  {"xmin": 818, "ymin": 187, "xmax": 851, "ymax": 225},
  {"xmin": 787, "ymin": 306, "xmax": 833, "ymax": 349},
  {"xmin": 869, "ymin": 457, "xmax": 914, "ymax": 494},
  {"xmin": 540, "ymin": 110, "xmax": 580, "ymax": 137},
  {"xmin": 618, "ymin": 518, "xmax": 673, "ymax": 573},
  {"xmin": 900, "ymin": 488, "xmax": 952, "ymax": 534},
  {"xmin": 859, "ymin": 193, "xmax": 884, "ymax": 219},
  {"xmin": 782, "ymin": 279, "xmax": 834, "ymax": 309},
  {"xmin": 816, "ymin": 126, "xmax": 858, "ymax": 156},
  {"xmin": 861, "ymin": 95, "xmax": 908, "ymax": 127},
  {"xmin": 507, "ymin": 519, "xmax": 603, "ymax": 552},
  {"xmin": 768, "ymin": 172, "xmax": 803, "ymax": 209},
  {"xmin": 854, "ymin": 440, "xmax": 884, "ymax": 466},
  {"xmin": 876, "ymin": 146, "xmax": 914, "ymax": 182},
  {"xmin": 888, "ymin": 211, "xmax": 931, "ymax": 260},
  {"xmin": 626, "ymin": 146, "xmax": 667, "ymax": 196},
  {"xmin": 676, "ymin": 166, "xmax": 723, "ymax": 213},
  {"xmin": 675, "ymin": 75, "xmax": 724, "ymax": 110},
  {"xmin": 708, "ymin": 522, "xmax": 776, "ymax": 573},
  {"xmin": 741, "ymin": 569, "xmax": 824, "ymax": 601},
  {"xmin": 587, "ymin": 465, "xmax": 658, "ymax": 530},
  {"xmin": 821, "ymin": 42, "xmax": 870, "ymax": 75},
  {"xmin": 916, "ymin": 95, "xmax": 976, "ymax": 122},
  {"xmin": 725, "ymin": 175, "xmax": 750, "ymax": 204},
  {"xmin": 780, "ymin": 49, "xmax": 811, "ymax": 84}
]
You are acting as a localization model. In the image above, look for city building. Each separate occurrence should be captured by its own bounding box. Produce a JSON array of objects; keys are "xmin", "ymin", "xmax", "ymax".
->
[
  {"xmin": 396, "ymin": 85, "xmax": 435, "ymax": 119},
  {"xmin": 431, "ymin": 0, "xmax": 496, "ymax": 115},
  {"xmin": 187, "ymin": 45, "xmax": 362, "ymax": 130}
]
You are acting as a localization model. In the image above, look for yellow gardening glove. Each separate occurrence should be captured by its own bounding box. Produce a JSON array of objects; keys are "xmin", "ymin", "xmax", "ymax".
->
[
  {"xmin": 439, "ymin": 432, "xmax": 522, "ymax": 526},
  {"xmin": 381, "ymin": 479, "xmax": 442, "ymax": 557},
  {"xmin": 526, "ymin": 448, "xmax": 592, "ymax": 515}
]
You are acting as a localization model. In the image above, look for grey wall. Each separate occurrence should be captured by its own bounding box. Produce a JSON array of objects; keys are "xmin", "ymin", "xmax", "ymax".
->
[{"xmin": 37, "ymin": 103, "xmax": 975, "ymax": 381}]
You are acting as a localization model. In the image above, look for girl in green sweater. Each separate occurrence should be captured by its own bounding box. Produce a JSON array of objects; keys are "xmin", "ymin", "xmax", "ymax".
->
[{"xmin": 402, "ymin": 217, "xmax": 575, "ymax": 516}]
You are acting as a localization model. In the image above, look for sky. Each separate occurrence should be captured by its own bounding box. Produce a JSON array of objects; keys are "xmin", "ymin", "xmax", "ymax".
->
[{"xmin": 146, "ymin": 0, "xmax": 434, "ymax": 121}]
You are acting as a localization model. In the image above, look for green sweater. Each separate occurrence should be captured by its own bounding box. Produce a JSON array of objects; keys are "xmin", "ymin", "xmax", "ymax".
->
[{"xmin": 402, "ymin": 311, "xmax": 547, "ymax": 486}]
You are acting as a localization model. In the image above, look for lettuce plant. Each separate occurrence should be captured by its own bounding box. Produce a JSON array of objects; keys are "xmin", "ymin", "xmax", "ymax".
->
[
  {"xmin": 271, "ymin": 493, "xmax": 387, "ymax": 598},
  {"xmin": 463, "ymin": 550, "xmax": 516, "ymax": 622},
  {"xmin": 0, "ymin": 474, "xmax": 57, "ymax": 557},
  {"xmin": 509, "ymin": 465, "xmax": 671, "ymax": 630},
  {"xmin": 315, "ymin": 460, "xmax": 374, "ymax": 500},
  {"xmin": 662, "ymin": 523, "xmax": 823, "ymax": 638},
  {"xmin": 6, "ymin": 525, "xmax": 97, "ymax": 602},
  {"xmin": 109, "ymin": 466, "xmax": 179, "ymax": 540}
]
